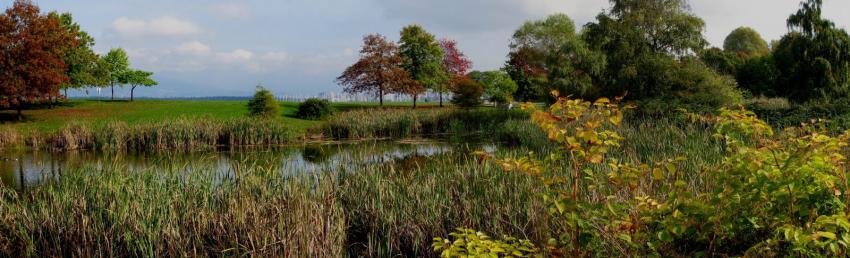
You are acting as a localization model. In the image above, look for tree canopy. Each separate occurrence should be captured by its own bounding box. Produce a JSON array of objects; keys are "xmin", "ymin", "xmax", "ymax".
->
[
  {"xmin": 0, "ymin": 0, "xmax": 75, "ymax": 119},
  {"xmin": 52, "ymin": 12, "xmax": 102, "ymax": 95},
  {"xmin": 723, "ymin": 27, "xmax": 770, "ymax": 57},
  {"xmin": 469, "ymin": 70, "xmax": 517, "ymax": 105},
  {"xmin": 439, "ymin": 38, "xmax": 472, "ymax": 106},
  {"xmin": 337, "ymin": 34, "xmax": 413, "ymax": 106},
  {"xmin": 399, "ymin": 25, "xmax": 445, "ymax": 108},
  {"xmin": 124, "ymin": 70, "xmax": 157, "ymax": 101},
  {"xmin": 580, "ymin": 0, "xmax": 740, "ymax": 111},
  {"xmin": 772, "ymin": 0, "xmax": 850, "ymax": 102},
  {"xmin": 506, "ymin": 14, "xmax": 597, "ymax": 102},
  {"xmin": 102, "ymin": 48, "xmax": 130, "ymax": 100}
]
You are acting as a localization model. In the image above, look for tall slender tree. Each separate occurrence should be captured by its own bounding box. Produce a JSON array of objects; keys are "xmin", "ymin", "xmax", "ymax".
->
[
  {"xmin": 337, "ymin": 34, "xmax": 412, "ymax": 106},
  {"xmin": 102, "ymin": 48, "xmax": 129, "ymax": 100},
  {"xmin": 399, "ymin": 25, "xmax": 445, "ymax": 108},
  {"xmin": 438, "ymin": 38, "xmax": 472, "ymax": 107},
  {"xmin": 0, "ymin": 0, "xmax": 75, "ymax": 120}
]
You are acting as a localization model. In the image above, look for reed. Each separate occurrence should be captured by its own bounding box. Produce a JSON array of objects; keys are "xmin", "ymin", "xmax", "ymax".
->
[
  {"xmin": 0, "ymin": 161, "xmax": 345, "ymax": 257},
  {"xmin": 323, "ymin": 107, "xmax": 529, "ymax": 139},
  {"xmin": 36, "ymin": 117, "xmax": 297, "ymax": 151}
]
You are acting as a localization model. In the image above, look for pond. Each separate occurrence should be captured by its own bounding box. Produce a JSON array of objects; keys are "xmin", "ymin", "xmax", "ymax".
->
[{"xmin": 0, "ymin": 140, "xmax": 497, "ymax": 191}]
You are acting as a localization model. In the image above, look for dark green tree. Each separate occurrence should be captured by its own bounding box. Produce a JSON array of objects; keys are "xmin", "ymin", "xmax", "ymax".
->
[
  {"xmin": 295, "ymin": 98, "xmax": 334, "ymax": 120},
  {"xmin": 699, "ymin": 47, "xmax": 740, "ymax": 75},
  {"xmin": 724, "ymin": 27, "xmax": 770, "ymax": 57},
  {"xmin": 398, "ymin": 25, "xmax": 446, "ymax": 108},
  {"xmin": 506, "ymin": 14, "xmax": 603, "ymax": 102},
  {"xmin": 451, "ymin": 77, "xmax": 484, "ymax": 108},
  {"xmin": 247, "ymin": 86, "xmax": 281, "ymax": 118},
  {"xmin": 469, "ymin": 70, "xmax": 517, "ymax": 106},
  {"xmin": 773, "ymin": 0, "xmax": 850, "ymax": 102},
  {"xmin": 582, "ymin": 0, "xmax": 740, "ymax": 110}
]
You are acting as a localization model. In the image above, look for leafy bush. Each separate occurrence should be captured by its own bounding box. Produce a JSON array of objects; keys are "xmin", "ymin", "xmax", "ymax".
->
[
  {"xmin": 247, "ymin": 86, "xmax": 281, "ymax": 118},
  {"xmin": 295, "ymin": 98, "xmax": 334, "ymax": 120},
  {"xmin": 438, "ymin": 93, "xmax": 850, "ymax": 257},
  {"xmin": 451, "ymin": 78, "xmax": 484, "ymax": 108}
]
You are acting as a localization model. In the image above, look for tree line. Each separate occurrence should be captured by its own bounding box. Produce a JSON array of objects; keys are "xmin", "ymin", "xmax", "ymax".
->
[
  {"xmin": 337, "ymin": 25, "xmax": 519, "ymax": 108},
  {"xmin": 0, "ymin": 0, "xmax": 157, "ymax": 120},
  {"xmin": 340, "ymin": 0, "xmax": 850, "ymax": 112}
]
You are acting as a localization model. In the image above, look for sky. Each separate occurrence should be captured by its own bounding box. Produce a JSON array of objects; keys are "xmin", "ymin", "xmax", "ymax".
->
[{"xmin": 4, "ymin": 0, "xmax": 850, "ymax": 98}]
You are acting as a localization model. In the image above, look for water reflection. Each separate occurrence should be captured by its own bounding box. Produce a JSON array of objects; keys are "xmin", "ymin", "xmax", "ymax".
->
[{"xmin": 0, "ymin": 140, "xmax": 495, "ymax": 191}]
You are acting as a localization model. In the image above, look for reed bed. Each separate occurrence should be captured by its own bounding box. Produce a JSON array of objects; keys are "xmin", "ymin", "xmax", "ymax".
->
[
  {"xmin": 12, "ymin": 117, "xmax": 298, "ymax": 151},
  {"xmin": 0, "ymin": 161, "xmax": 345, "ymax": 257},
  {"xmin": 0, "ymin": 148, "xmax": 559, "ymax": 257},
  {"xmin": 323, "ymin": 108, "xmax": 529, "ymax": 139}
]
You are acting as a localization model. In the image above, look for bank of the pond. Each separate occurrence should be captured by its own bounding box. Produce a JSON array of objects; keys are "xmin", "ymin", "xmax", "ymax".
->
[{"xmin": 0, "ymin": 107, "xmax": 542, "ymax": 151}]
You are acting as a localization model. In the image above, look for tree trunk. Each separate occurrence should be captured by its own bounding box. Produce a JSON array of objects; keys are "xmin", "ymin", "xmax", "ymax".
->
[
  {"xmin": 111, "ymin": 85, "xmax": 114, "ymax": 100},
  {"xmin": 412, "ymin": 94, "xmax": 418, "ymax": 109},
  {"xmin": 439, "ymin": 92, "xmax": 443, "ymax": 107},
  {"xmin": 64, "ymin": 88, "xmax": 68, "ymax": 98},
  {"xmin": 379, "ymin": 88, "xmax": 384, "ymax": 107},
  {"xmin": 16, "ymin": 106, "xmax": 22, "ymax": 121},
  {"xmin": 131, "ymin": 86, "xmax": 136, "ymax": 102}
]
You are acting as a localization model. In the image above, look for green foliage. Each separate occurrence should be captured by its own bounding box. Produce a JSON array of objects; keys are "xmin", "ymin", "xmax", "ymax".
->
[
  {"xmin": 506, "ymin": 14, "xmax": 604, "ymax": 102},
  {"xmin": 773, "ymin": 0, "xmax": 850, "ymax": 102},
  {"xmin": 451, "ymin": 78, "xmax": 484, "ymax": 108},
  {"xmin": 433, "ymin": 229, "xmax": 540, "ymax": 257},
  {"xmin": 247, "ymin": 86, "xmax": 281, "ymax": 118},
  {"xmin": 323, "ymin": 107, "xmax": 528, "ymax": 139},
  {"xmin": 724, "ymin": 26, "xmax": 770, "ymax": 56},
  {"xmin": 123, "ymin": 70, "xmax": 157, "ymax": 101},
  {"xmin": 469, "ymin": 70, "xmax": 517, "ymax": 104},
  {"xmin": 102, "ymin": 48, "xmax": 130, "ymax": 86},
  {"xmin": 295, "ymin": 98, "xmax": 334, "ymax": 120},
  {"xmin": 399, "ymin": 24, "xmax": 447, "ymax": 104},
  {"xmin": 51, "ymin": 12, "xmax": 102, "ymax": 92},
  {"xmin": 700, "ymin": 47, "xmax": 741, "ymax": 75},
  {"xmin": 577, "ymin": 0, "xmax": 741, "ymax": 111}
]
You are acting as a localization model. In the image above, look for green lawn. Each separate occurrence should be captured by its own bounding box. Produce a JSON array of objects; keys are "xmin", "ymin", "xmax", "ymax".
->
[{"xmin": 0, "ymin": 100, "xmax": 445, "ymax": 134}]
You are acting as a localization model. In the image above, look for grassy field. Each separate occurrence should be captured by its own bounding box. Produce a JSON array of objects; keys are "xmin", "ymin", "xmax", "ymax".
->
[{"xmin": 0, "ymin": 100, "xmax": 443, "ymax": 134}]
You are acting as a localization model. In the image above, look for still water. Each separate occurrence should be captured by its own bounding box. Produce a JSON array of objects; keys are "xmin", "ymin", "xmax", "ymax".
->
[{"xmin": 0, "ymin": 140, "xmax": 496, "ymax": 191}]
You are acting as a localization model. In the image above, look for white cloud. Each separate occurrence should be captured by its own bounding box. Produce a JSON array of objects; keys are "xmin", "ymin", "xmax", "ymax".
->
[
  {"xmin": 260, "ymin": 51, "xmax": 290, "ymax": 62},
  {"xmin": 216, "ymin": 49, "xmax": 254, "ymax": 63},
  {"xmin": 176, "ymin": 41, "xmax": 211, "ymax": 55},
  {"xmin": 111, "ymin": 17, "xmax": 201, "ymax": 38},
  {"xmin": 210, "ymin": 2, "xmax": 251, "ymax": 18}
]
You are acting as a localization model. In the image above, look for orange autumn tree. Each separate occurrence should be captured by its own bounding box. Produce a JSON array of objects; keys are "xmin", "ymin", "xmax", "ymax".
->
[
  {"xmin": 337, "ymin": 34, "xmax": 413, "ymax": 107},
  {"xmin": 0, "ymin": 0, "xmax": 76, "ymax": 120}
]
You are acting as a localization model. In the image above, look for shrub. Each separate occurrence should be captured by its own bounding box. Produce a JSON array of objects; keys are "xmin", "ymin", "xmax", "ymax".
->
[
  {"xmin": 438, "ymin": 94, "xmax": 850, "ymax": 257},
  {"xmin": 295, "ymin": 98, "xmax": 334, "ymax": 120},
  {"xmin": 451, "ymin": 78, "xmax": 484, "ymax": 108},
  {"xmin": 247, "ymin": 86, "xmax": 281, "ymax": 118}
]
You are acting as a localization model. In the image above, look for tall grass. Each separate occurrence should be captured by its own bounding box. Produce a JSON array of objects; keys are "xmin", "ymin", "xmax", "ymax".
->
[
  {"xmin": 0, "ymin": 161, "xmax": 344, "ymax": 257},
  {"xmin": 3, "ymin": 117, "xmax": 297, "ymax": 151},
  {"xmin": 323, "ymin": 108, "xmax": 528, "ymax": 139},
  {"xmin": 0, "ymin": 149, "xmax": 555, "ymax": 257}
]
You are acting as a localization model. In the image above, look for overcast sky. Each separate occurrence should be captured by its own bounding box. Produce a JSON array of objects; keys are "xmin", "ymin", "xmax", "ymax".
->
[{"xmin": 5, "ymin": 0, "xmax": 850, "ymax": 98}]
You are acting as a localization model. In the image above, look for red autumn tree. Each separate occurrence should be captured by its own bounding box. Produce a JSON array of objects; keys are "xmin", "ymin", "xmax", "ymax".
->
[
  {"xmin": 438, "ymin": 38, "xmax": 472, "ymax": 106},
  {"xmin": 337, "ymin": 34, "xmax": 413, "ymax": 106},
  {"xmin": 0, "ymin": 0, "xmax": 75, "ymax": 120}
]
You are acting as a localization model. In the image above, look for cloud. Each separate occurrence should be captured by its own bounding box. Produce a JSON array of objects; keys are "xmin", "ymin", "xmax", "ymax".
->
[
  {"xmin": 111, "ymin": 17, "xmax": 201, "ymax": 37},
  {"xmin": 176, "ymin": 41, "xmax": 211, "ymax": 55},
  {"xmin": 216, "ymin": 49, "xmax": 254, "ymax": 63},
  {"xmin": 374, "ymin": 0, "xmax": 606, "ymax": 33},
  {"xmin": 210, "ymin": 2, "xmax": 251, "ymax": 18}
]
